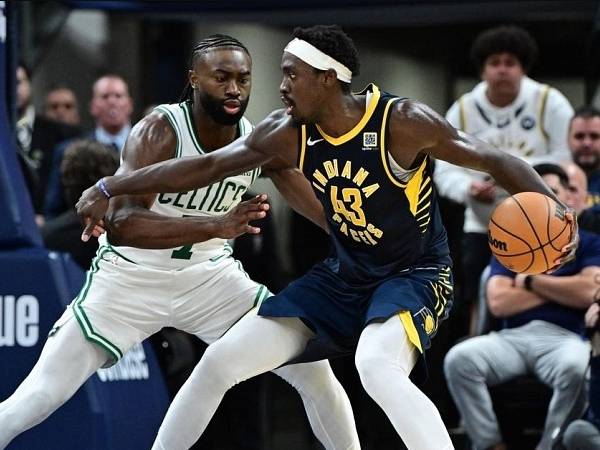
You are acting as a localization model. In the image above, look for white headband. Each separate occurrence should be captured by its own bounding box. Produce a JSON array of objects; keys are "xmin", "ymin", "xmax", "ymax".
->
[{"xmin": 284, "ymin": 38, "xmax": 352, "ymax": 83}]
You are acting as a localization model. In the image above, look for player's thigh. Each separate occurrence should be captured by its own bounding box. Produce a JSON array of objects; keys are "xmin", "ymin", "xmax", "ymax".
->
[
  {"xmin": 173, "ymin": 257, "xmax": 269, "ymax": 344},
  {"xmin": 69, "ymin": 252, "xmax": 173, "ymax": 364}
]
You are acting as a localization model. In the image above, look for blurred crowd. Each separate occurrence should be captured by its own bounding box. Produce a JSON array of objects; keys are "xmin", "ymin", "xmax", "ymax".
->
[{"xmin": 14, "ymin": 24, "xmax": 600, "ymax": 450}]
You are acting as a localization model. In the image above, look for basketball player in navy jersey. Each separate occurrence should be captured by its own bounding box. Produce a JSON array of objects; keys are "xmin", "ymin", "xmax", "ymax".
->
[
  {"xmin": 78, "ymin": 25, "xmax": 577, "ymax": 450},
  {"xmin": 0, "ymin": 34, "xmax": 360, "ymax": 450}
]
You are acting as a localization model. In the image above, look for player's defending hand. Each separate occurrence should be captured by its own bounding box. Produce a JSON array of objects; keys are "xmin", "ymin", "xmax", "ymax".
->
[
  {"xmin": 215, "ymin": 194, "xmax": 270, "ymax": 239},
  {"xmin": 77, "ymin": 180, "xmax": 110, "ymax": 242}
]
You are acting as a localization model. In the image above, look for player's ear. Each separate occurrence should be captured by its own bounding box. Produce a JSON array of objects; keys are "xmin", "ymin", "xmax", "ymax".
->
[
  {"xmin": 188, "ymin": 69, "xmax": 197, "ymax": 89},
  {"xmin": 323, "ymin": 68, "xmax": 338, "ymax": 87}
]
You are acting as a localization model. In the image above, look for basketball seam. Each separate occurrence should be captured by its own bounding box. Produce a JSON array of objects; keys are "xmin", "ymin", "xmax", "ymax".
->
[
  {"xmin": 548, "ymin": 222, "xmax": 571, "ymax": 251},
  {"xmin": 513, "ymin": 195, "xmax": 549, "ymax": 270},
  {"xmin": 489, "ymin": 216, "xmax": 535, "ymax": 273}
]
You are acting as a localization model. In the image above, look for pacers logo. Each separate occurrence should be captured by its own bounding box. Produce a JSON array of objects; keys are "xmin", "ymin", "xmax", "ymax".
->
[{"xmin": 415, "ymin": 307, "xmax": 436, "ymax": 336}]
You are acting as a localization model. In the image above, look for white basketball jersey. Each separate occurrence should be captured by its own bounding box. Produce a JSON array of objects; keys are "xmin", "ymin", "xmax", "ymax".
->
[
  {"xmin": 99, "ymin": 101, "xmax": 259, "ymax": 270},
  {"xmin": 454, "ymin": 77, "xmax": 556, "ymax": 160}
]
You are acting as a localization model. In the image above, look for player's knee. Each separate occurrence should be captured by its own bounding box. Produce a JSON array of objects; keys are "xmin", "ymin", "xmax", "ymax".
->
[
  {"xmin": 26, "ymin": 388, "xmax": 60, "ymax": 419},
  {"xmin": 197, "ymin": 342, "xmax": 243, "ymax": 388},
  {"xmin": 355, "ymin": 349, "xmax": 403, "ymax": 397},
  {"xmin": 277, "ymin": 362, "xmax": 335, "ymax": 398}
]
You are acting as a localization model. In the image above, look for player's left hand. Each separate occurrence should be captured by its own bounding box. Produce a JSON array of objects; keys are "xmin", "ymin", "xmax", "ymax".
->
[
  {"xmin": 548, "ymin": 209, "xmax": 578, "ymax": 273},
  {"xmin": 76, "ymin": 183, "xmax": 110, "ymax": 241}
]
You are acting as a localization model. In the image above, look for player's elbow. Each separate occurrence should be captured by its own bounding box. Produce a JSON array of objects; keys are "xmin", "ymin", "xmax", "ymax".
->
[{"xmin": 105, "ymin": 209, "xmax": 135, "ymax": 246}]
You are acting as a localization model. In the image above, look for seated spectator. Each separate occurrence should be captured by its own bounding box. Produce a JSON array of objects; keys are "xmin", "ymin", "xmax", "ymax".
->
[
  {"xmin": 44, "ymin": 74, "xmax": 133, "ymax": 218},
  {"xmin": 44, "ymin": 85, "xmax": 81, "ymax": 127},
  {"xmin": 563, "ymin": 161, "xmax": 600, "ymax": 233},
  {"xmin": 568, "ymin": 106, "xmax": 600, "ymax": 205},
  {"xmin": 434, "ymin": 25, "xmax": 573, "ymax": 338},
  {"xmin": 563, "ymin": 301, "xmax": 600, "ymax": 450},
  {"xmin": 41, "ymin": 140, "xmax": 118, "ymax": 269},
  {"xmin": 444, "ymin": 163, "xmax": 599, "ymax": 450}
]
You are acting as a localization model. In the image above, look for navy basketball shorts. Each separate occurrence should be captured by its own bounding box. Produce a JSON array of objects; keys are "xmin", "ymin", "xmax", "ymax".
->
[{"xmin": 258, "ymin": 260, "xmax": 453, "ymax": 372}]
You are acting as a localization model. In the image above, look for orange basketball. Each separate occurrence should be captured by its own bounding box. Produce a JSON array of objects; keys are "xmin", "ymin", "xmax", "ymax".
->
[{"xmin": 488, "ymin": 192, "xmax": 571, "ymax": 274}]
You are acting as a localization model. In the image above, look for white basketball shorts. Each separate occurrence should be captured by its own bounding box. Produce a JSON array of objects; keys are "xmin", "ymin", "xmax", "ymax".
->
[{"xmin": 50, "ymin": 244, "xmax": 271, "ymax": 366}]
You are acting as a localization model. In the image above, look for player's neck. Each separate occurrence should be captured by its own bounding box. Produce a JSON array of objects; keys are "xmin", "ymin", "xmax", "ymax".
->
[{"xmin": 316, "ymin": 93, "xmax": 365, "ymax": 138}]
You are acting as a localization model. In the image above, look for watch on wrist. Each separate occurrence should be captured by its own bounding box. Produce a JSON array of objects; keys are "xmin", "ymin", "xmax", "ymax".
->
[{"xmin": 524, "ymin": 275, "xmax": 534, "ymax": 291}]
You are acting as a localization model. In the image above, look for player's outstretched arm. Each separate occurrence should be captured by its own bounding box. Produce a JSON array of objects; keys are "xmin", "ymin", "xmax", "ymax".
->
[
  {"xmin": 97, "ymin": 112, "xmax": 269, "ymax": 247},
  {"xmin": 388, "ymin": 99, "xmax": 578, "ymax": 266},
  {"xmin": 77, "ymin": 110, "xmax": 287, "ymax": 239}
]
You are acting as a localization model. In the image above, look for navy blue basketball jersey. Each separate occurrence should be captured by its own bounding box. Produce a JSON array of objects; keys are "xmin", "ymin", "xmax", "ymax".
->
[{"xmin": 298, "ymin": 84, "xmax": 451, "ymax": 282}]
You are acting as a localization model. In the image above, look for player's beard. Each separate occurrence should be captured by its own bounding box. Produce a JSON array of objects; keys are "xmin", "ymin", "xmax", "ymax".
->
[{"xmin": 198, "ymin": 91, "xmax": 249, "ymax": 126}]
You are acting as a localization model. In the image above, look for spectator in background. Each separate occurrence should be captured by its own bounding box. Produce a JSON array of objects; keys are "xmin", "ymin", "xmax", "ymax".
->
[
  {"xmin": 568, "ymin": 106, "xmax": 600, "ymax": 204},
  {"xmin": 44, "ymin": 85, "xmax": 81, "ymax": 127},
  {"xmin": 41, "ymin": 140, "xmax": 118, "ymax": 269},
  {"xmin": 434, "ymin": 25, "xmax": 573, "ymax": 337},
  {"xmin": 562, "ymin": 302, "xmax": 600, "ymax": 450},
  {"xmin": 444, "ymin": 164, "xmax": 596, "ymax": 450},
  {"xmin": 15, "ymin": 63, "xmax": 79, "ymax": 220},
  {"xmin": 44, "ymin": 74, "xmax": 133, "ymax": 218},
  {"xmin": 563, "ymin": 161, "xmax": 600, "ymax": 233}
]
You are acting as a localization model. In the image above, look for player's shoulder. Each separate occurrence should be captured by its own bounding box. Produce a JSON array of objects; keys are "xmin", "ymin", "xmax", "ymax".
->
[
  {"xmin": 125, "ymin": 107, "xmax": 177, "ymax": 156},
  {"xmin": 389, "ymin": 98, "xmax": 445, "ymax": 130}
]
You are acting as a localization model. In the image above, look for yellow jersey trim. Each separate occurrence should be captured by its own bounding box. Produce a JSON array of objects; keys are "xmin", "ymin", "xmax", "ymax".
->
[
  {"xmin": 316, "ymin": 84, "xmax": 381, "ymax": 146},
  {"xmin": 404, "ymin": 158, "xmax": 428, "ymax": 215},
  {"xmin": 398, "ymin": 311, "xmax": 423, "ymax": 353},
  {"xmin": 298, "ymin": 125, "xmax": 307, "ymax": 171},
  {"xmin": 379, "ymin": 97, "xmax": 407, "ymax": 188},
  {"xmin": 539, "ymin": 84, "xmax": 550, "ymax": 142}
]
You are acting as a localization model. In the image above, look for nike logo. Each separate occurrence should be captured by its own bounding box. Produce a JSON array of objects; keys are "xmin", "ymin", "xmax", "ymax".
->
[{"xmin": 306, "ymin": 137, "xmax": 324, "ymax": 146}]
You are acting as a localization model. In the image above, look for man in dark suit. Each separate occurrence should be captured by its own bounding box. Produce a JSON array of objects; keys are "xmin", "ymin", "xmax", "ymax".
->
[{"xmin": 15, "ymin": 63, "xmax": 80, "ymax": 220}]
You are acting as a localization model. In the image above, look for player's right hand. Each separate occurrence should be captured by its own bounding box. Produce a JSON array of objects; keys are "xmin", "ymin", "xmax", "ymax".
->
[
  {"xmin": 76, "ymin": 184, "xmax": 110, "ymax": 242},
  {"xmin": 215, "ymin": 194, "xmax": 269, "ymax": 239}
]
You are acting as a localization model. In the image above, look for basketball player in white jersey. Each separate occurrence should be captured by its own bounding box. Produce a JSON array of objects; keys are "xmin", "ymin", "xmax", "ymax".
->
[
  {"xmin": 433, "ymin": 25, "xmax": 574, "ymax": 335},
  {"xmin": 0, "ymin": 35, "xmax": 360, "ymax": 450}
]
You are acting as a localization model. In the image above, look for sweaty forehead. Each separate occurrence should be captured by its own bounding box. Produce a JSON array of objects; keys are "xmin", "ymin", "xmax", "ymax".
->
[
  {"xmin": 281, "ymin": 52, "xmax": 312, "ymax": 72},
  {"xmin": 195, "ymin": 48, "xmax": 251, "ymax": 70}
]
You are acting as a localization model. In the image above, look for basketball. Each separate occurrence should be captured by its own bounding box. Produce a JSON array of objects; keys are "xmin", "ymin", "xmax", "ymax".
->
[{"xmin": 488, "ymin": 192, "xmax": 571, "ymax": 274}]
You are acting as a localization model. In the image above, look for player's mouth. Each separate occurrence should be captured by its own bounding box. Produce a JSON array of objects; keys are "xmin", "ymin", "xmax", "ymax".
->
[
  {"xmin": 281, "ymin": 95, "xmax": 295, "ymax": 115},
  {"xmin": 223, "ymin": 99, "xmax": 241, "ymax": 115}
]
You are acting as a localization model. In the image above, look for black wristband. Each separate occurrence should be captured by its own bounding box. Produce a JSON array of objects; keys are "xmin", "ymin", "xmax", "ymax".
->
[{"xmin": 524, "ymin": 275, "xmax": 534, "ymax": 291}]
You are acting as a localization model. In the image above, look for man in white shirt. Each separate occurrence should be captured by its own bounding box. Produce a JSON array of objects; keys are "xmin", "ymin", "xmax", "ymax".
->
[{"xmin": 434, "ymin": 25, "xmax": 573, "ymax": 336}]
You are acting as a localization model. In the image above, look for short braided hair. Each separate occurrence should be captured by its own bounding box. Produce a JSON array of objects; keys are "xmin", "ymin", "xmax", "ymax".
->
[{"xmin": 180, "ymin": 34, "xmax": 250, "ymax": 103}]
